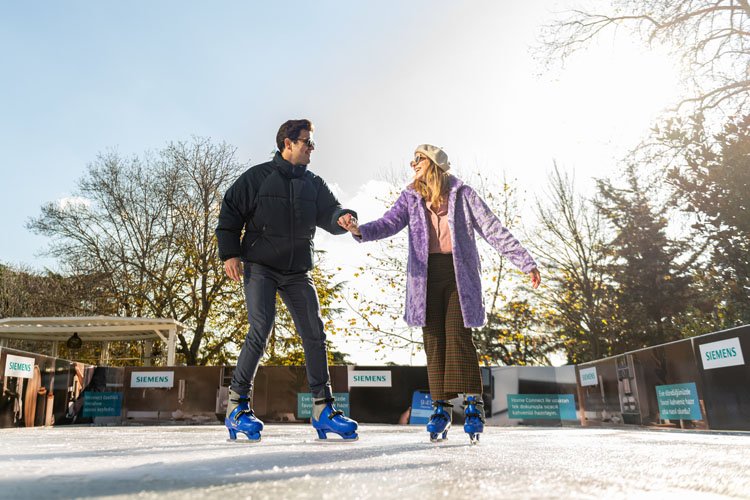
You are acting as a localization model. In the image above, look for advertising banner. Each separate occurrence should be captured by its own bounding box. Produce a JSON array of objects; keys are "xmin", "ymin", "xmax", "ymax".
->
[
  {"xmin": 655, "ymin": 383, "xmax": 702, "ymax": 420},
  {"xmin": 507, "ymin": 394, "xmax": 577, "ymax": 420},
  {"xmin": 408, "ymin": 391, "xmax": 433, "ymax": 425},
  {"xmin": 296, "ymin": 393, "xmax": 350, "ymax": 419},
  {"xmin": 82, "ymin": 392, "xmax": 122, "ymax": 417}
]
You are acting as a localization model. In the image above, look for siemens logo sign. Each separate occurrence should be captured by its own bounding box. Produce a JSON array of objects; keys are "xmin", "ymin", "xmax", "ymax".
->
[
  {"xmin": 9, "ymin": 361, "xmax": 32, "ymax": 371},
  {"xmin": 130, "ymin": 371, "xmax": 174, "ymax": 388},
  {"xmin": 579, "ymin": 366, "xmax": 598, "ymax": 387},
  {"xmin": 4, "ymin": 354, "xmax": 35, "ymax": 378},
  {"xmin": 348, "ymin": 370, "xmax": 392, "ymax": 387},
  {"xmin": 699, "ymin": 338, "xmax": 745, "ymax": 370}
]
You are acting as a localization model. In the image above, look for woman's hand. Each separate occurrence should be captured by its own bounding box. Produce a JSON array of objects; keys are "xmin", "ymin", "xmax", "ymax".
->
[
  {"xmin": 337, "ymin": 213, "xmax": 362, "ymax": 236},
  {"xmin": 528, "ymin": 268, "xmax": 541, "ymax": 289}
]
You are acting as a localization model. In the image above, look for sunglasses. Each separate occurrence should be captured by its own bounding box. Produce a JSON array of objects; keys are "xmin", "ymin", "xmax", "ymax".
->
[
  {"xmin": 413, "ymin": 155, "xmax": 427, "ymax": 164},
  {"xmin": 295, "ymin": 137, "xmax": 316, "ymax": 148}
]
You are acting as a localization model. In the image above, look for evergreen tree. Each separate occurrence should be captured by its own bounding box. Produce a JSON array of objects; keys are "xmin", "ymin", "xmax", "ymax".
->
[
  {"xmin": 662, "ymin": 114, "xmax": 750, "ymax": 327},
  {"xmin": 596, "ymin": 165, "xmax": 694, "ymax": 348}
]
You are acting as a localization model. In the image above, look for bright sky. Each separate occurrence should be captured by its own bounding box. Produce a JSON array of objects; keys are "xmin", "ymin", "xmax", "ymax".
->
[{"xmin": 0, "ymin": 1, "xmax": 681, "ymax": 364}]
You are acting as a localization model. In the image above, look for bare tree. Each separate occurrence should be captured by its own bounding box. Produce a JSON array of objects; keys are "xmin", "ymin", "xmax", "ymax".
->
[
  {"xmin": 342, "ymin": 181, "xmax": 421, "ymax": 358},
  {"xmin": 540, "ymin": 0, "xmax": 750, "ymax": 116},
  {"xmin": 471, "ymin": 172, "xmax": 558, "ymax": 366},
  {"xmin": 0, "ymin": 263, "xmax": 120, "ymax": 361},
  {"xmin": 532, "ymin": 164, "xmax": 619, "ymax": 363},
  {"xmin": 29, "ymin": 138, "xmax": 244, "ymax": 365},
  {"xmin": 0, "ymin": 263, "xmax": 115, "ymax": 319}
]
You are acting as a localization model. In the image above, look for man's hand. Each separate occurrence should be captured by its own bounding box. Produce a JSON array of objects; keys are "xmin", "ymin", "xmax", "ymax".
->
[
  {"xmin": 529, "ymin": 268, "xmax": 541, "ymax": 289},
  {"xmin": 224, "ymin": 257, "xmax": 243, "ymax": 282},
  {"xmin": 337, "ymin": 213, "xmax": 361, "ymax": 236}
]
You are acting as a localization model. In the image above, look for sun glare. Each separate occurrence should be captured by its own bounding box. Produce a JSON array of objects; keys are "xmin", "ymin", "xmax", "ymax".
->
[{"xmin": 548, "ymin": 40, "xmax": 680, "ymax": 147}]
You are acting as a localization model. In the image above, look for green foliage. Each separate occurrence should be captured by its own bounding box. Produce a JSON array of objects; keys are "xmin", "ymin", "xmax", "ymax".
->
[{"xmin": 476, "ymin": 299, "xmax": 555, "ymax": 366}]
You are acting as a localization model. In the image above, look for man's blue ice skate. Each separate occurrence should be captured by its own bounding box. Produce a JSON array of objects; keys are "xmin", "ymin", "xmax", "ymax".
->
[
  {"xmin": 463, "ymin": 395, "xmax": 485, "ymax": 445},
  {"xmin": 225, "ymin": 398, "xmax": 264, "ymax": 443},
  {"xmin": 426, "ymin": 400, "xmax": 452, "ymax": 442},
  {"xmin": 311, "ymin": 398, "xmax": 358, "ymax": 441}
]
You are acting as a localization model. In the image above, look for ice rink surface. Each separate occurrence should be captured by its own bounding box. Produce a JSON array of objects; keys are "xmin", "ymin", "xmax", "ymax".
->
[{"xmin": 1, "ymin": 424, "xmax": 749, "ymax": 499}]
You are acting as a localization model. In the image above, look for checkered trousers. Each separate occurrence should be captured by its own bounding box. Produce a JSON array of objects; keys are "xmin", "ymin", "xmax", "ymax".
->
[{"xmin": 422, "ymin": 253, "xmax": 483, "ymax": 401}]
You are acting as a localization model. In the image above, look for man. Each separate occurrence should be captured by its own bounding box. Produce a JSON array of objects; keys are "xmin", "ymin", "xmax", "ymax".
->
[{"xmin": 216, "ymin": 119, "xmax": 358, "ymax": 442}]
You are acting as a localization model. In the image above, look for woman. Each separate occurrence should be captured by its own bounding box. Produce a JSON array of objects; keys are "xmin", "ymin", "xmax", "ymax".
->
[{"xmin": 338, "ymin": 144, "xmax": 540, "ymax": 443}]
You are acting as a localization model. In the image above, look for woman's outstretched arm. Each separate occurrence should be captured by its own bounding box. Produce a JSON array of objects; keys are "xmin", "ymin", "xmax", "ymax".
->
[
  {"xmin": 465, "ymin": 186, "xmax": 539, "ymax": 281},
  {"xmin": 338, "ymin": 191, "xmax": 410, "ymax": 242}
]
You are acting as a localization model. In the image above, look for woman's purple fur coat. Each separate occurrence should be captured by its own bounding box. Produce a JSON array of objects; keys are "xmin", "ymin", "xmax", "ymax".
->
[{"xmin": 357, "ymin": 176, "xmax": 537, "ymax": 328}]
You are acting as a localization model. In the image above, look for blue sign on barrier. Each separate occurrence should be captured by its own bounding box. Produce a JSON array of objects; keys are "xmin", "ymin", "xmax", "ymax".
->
[
  {"xmin": 655, "ymin": 383, "xmax": 702, "ymax": 420},
  {"xmin": 409, "ymin": 391, "xmax": 433, "ymax": 425},
  {"xmin": 297, "ymin": 393, "xmax": 350, "ymax": 419},
  {"xmin": 82, "ymin": 392, "xmax": 122, "ymax": 417},
  {"xmin": 507, "ymin": 394, "xmax": 577, "ymax": 420}
]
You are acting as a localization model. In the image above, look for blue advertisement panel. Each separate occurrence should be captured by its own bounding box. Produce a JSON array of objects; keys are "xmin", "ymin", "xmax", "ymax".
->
[
  {"xmin": 408, "ymin": 391, "xmax": 433, "ymax": 425},
  {"xmin": 507, "ymin": 394, "xmax": 577, "ymax": 420},
  {"xmin": 83, "ymin": 392, "xmax": 122, "ymax": 417},
  {"xmin": 655, "ymin": 383, "xmax": 702, "ymax": 420},
  {"xmin": 297, "ymin": 393, "xmax": 350, "ymax": 419}
]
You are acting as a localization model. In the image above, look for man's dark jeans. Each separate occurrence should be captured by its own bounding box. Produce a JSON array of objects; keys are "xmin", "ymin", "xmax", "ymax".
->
[{"xmin": 230, "ymin": 262, "xmax": 333, "ymax": 402}]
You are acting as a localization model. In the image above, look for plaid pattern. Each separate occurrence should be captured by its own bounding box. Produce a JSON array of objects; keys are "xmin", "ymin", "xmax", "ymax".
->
[{"xmin": 422, "ymin": 253, "xmax": 482, "ymax": 401}]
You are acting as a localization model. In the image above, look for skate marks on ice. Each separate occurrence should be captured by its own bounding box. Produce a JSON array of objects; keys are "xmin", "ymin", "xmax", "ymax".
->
[
  {"xmin": 0, "ymin": 425, "xmax": 452, "ymax": 499},
  {"xmin": 1, "ymin": 425, "xmax": 750, "ymax": 499}
]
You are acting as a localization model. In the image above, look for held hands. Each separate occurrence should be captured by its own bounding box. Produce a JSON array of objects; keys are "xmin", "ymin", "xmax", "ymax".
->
[
  {"xmin": 528, "ymin": 268, "xmax": 541, "ymax": 289},
  {"xmin": 224, "ymin": 257, "xmax": 243, "ymax": 282},
  {"xmin": 337, "ymin": 213, "xmax": 361, "ymax": 236}
]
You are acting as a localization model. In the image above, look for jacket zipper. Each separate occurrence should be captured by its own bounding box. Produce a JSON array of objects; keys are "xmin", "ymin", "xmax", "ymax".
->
[
  {"xmin": 287, "ymin": 180, "xmax": 295, "ymax": 270},
  {"xmin": 250, "ymin": 225, "xmax": 265, "ymax": 249}
]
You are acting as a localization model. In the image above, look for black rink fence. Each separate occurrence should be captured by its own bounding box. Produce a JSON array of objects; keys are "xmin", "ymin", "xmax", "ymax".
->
[
  {"xmin": 576, "ymin": 324, "xmax": 750, "ymax": 431},
  {"xmin": 1, "ymin": 324, "xmax": 748, "ymax": 430}
]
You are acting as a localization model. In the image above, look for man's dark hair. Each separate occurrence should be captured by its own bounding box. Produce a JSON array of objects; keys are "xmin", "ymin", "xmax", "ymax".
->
[{"xmin": 276, "ymin": 119, "xmax": 314, "ymax": 152}]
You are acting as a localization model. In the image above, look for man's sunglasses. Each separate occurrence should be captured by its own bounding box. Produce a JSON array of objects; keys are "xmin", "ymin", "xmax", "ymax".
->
[{"xmin": 294, "ymin": 137, "xmax": 316, "ymax": 148}]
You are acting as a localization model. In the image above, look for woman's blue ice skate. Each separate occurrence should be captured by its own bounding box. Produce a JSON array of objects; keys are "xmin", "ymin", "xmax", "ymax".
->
[
  {"xmin": 225, "ymin": 400, "xmax": 264, "ymax": 443},
  {"xmin": 463, "ymin": 396, "xmax": 485, "ymax": 445},
  {"xmin": 426, "ymin": 400, "xmax": 453, "ymax": 442},
  {"xmin": 311, "ymin": 398, "xmax": 358, "ymax": 441}
]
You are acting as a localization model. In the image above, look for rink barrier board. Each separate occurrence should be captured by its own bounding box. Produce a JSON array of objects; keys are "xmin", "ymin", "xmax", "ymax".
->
[
  {"xmin": 2, "ymin": 324, "xmax": 749, "ymax": 430},
  {"xmin": 575, "ymin": 324, "xmax": 750, "ymax": 431}
]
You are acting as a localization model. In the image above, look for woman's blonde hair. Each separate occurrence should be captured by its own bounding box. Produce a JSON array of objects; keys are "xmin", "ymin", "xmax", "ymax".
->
[{"xmin": 413, "ymin": 160, "xmax": 450, "ymax": 207}]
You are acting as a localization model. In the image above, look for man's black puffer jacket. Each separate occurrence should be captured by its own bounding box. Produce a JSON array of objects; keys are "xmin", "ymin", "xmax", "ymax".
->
[{"xmin": 216, "ymin": 152, "xmax": 356, "ymax": 273}]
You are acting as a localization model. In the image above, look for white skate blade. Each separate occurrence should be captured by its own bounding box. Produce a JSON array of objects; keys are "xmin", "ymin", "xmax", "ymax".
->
[
  {"xmin": 226, "ymin": 438, "xmax": 262, "ymax": 444},
  {"xmin": 312, "ymin": 433, "xmax": 359, "ymax": 443},
  {"xmin": 428, "ymin": 421, "xmax": 451, "ymax": 443}
]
